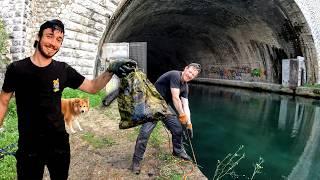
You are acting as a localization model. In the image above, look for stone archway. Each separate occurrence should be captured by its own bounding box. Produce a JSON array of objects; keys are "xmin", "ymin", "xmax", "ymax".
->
[{"xmin": 100, "ymin": 0, "xmax": 319, "ymax": 83}]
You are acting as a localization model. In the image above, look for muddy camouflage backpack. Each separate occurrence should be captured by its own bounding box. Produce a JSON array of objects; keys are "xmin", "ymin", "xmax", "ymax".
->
[{"xmin": 118, "ymin": 70, "xmax": 173, "ymax": 129}]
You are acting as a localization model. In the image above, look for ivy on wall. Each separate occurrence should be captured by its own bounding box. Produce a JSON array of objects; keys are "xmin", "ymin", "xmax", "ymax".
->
[{"xmin": 0, "ymin": 19, "xmax": 8, "ymax": 62}]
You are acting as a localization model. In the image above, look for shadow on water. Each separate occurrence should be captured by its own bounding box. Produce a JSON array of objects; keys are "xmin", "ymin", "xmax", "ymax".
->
[{"xmin": 188, "ymin": 84, "xmax": 320, "ymax": 180}]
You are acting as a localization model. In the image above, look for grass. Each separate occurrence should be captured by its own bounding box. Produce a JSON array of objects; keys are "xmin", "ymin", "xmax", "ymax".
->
[
  {"xmin": 62, "ymin": 87, "xmax": 106, "ymax": 108},
  {"xmin": 0, "ymin": 101, "xmax": 18, "ymax": 180},
  {"xmin": 103, "ymin": 100, "xmax": 184, "ymax": 179},
  {"xmin": 303, "ymin": 83, "xmax": 320, "ymax": 88},
  {"xmin": 157, "ymin": 153, "xmax": 183, "ymax": 179},
  {"xmin": 0, "ymin": 88, "xmax": 106, "ymax": 180},
  {"xmin": 81, "ymin": 131, "xmax": 116, "ymax": 149}
]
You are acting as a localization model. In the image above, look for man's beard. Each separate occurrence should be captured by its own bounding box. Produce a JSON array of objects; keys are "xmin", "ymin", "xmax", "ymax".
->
[{"xmin": 38, "ymin": 40, "xmax": 59, "ymax": 59}]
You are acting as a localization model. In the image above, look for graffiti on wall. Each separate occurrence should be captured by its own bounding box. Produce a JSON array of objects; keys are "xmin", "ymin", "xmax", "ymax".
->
[{"xmin": 209, "ymin": 64, "xmax": 266, "ymax": 81}]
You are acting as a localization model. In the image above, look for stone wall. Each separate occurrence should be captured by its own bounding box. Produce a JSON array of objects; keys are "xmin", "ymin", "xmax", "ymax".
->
[
  {"xmin": 295, "ymin": 0, "xmax": 320, "ymax": 83},
  {"xmin": 0, "ymin": 0, "xmax": 320, "ymax": 84},
  {"xmin": 0, "ymin": 0, "xmax": 120, "ymax": 81}
]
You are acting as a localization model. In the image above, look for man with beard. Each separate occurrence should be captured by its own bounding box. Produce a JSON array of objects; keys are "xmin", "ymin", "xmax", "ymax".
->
[
  {"xmin": 131, "ymin": 63, "xmax": 201, "ymax": 174},
  {"xmin": 0, "ymin": 19, "xmax": 136, "ymax": 180}
]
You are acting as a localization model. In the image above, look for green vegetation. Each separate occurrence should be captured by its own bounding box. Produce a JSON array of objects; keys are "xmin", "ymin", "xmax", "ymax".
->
[
  {"xmin": 81, "ymin": 132, "xmax": 116, "ymax": 148},
  {"xmin": 303, "ymin": 83, "xmax": 320, "ymax": 88},
  {"xmin": 157, "ymin": 153, "xmax": 183, "ymax": 179},
  {"xmin": 0, "ymin": 88, "xmax": 106, "ymax": 179},
  {"xmin": 0, "ymin": 19, "xmax": 8, "ymax": 57},
  {"xmin": 213, "ymin": 145, "xmax": 264, "ymax": 180},
  {"xmin": 251, "ymin": 68, "xmax": 261, "ymax": 77},
  {"xmin": 62, "ymin": 88, "xmax": 106, "ymax": 108},
  {"xmin": 149, "ymin": 123, "xmax": 165, "ymax": 147},
  {"xmin": 0, "ymin": 101, "xmax": 18, "ymax": 180}
]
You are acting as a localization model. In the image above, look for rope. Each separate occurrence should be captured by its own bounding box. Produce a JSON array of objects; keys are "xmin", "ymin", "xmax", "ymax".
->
[
  {"xmin": 160, "ymin": 122, "xmax": 198, "ymax": 180},
  {"xmin": 186, "ymin": 130, "xmax": 198, "ymax": 166}
]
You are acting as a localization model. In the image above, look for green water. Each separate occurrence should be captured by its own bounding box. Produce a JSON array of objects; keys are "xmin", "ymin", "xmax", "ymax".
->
[{"xmin": 188, "ymin": 84, "xmax": 320, "ymax": 180}]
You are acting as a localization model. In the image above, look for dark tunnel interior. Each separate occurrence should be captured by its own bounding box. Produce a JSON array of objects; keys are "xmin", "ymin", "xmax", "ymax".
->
[{"xmin": 104, "ymin": 0, "xmax": 316, "ymax": 83}]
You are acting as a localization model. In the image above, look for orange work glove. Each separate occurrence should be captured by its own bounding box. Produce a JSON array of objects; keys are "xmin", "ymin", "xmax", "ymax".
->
[{"xmin": 179, "ymin": 114, "xmax": 187, "ymax": 125}]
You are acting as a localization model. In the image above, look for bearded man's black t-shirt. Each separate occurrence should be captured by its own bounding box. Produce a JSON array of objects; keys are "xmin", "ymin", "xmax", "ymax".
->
[{"xmin": 2, "ymin": 58, "xmax": 85, "ymax": 139}]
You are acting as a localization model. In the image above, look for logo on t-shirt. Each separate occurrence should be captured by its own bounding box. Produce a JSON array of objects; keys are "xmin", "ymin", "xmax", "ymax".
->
[{"xmin": 53, "ymin": 78, "xmax": 60, "ymax": 92}]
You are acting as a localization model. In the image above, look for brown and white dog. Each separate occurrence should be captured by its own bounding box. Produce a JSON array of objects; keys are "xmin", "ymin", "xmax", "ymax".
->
[{"xmin": 61, "ymin": 98, "xmax": 89, "ymax": 133}]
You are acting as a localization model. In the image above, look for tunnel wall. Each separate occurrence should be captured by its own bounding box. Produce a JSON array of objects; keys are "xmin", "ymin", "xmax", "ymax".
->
[
  {"xmin": 294, "ymin": 0, "xmax": 320, "ymax": 83},
  {"xmin": 102, "ymin": 0, "xmax": 320, "ymax": 83},
  {"xmin": 0, "ymin": 0, "xmax": 320, "ymax": 83}
]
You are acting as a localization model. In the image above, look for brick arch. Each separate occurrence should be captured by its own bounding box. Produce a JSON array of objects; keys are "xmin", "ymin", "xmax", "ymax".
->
[
  {"xmin": 100, "ymin": 0, "xmax": 320, "ymax": 83},
  {"xmin": 1, "ymin": 0, "xmax": 320, "ymax": 82},
  {"xmin": 279, "ymin": 0, "xmax": 319, "ymax": 83}
]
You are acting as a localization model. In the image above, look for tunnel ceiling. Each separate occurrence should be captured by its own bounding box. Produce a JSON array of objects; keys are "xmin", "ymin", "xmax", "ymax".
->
[{"xmin": 105, "ymin": 0, "xmax": 315, "ymax": 83}]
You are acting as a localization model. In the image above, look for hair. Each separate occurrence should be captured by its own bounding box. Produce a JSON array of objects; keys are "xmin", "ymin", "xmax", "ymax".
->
[
  {"xmin": 187, "ymin": 63, "xmax": 201, "ymax": 73},
  {"xmin": 33, "ymin": 19, "xmax": 65, "ymax": 48}
]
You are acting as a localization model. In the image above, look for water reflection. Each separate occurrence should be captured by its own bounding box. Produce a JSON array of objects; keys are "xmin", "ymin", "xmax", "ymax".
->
[{"xmin": 188, "ymin": 84, "xmax": 320, "ymax": 180}]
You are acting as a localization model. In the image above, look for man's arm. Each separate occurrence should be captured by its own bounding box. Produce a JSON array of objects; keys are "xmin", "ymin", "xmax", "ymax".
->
[
  {"xmin": 78, "ymin": 71, "xmax": 113, "ymax": 94},
  {"xmin": 171, "ymin": 88, "xmax": 185, "ymax": 115},
  {"xmin": 78, "ymin": 59, "xmax": 136, "ymax": 94},
  {"xmin": 181, "ymin": 97, "xmax": 191, "ymax": 124},
  {"xmin": 0, "ymin": 91, "xmax": 14, "ymax": 128}
]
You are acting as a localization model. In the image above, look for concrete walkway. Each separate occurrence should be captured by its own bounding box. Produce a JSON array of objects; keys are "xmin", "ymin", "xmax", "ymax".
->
[{"xmin": 193, "ymin": 78, "xmax": 320, "ymax": 99}]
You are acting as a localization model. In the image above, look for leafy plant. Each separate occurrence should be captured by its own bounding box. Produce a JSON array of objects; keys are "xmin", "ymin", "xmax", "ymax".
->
[
  {"xmin": 213, "ymin": 145, "xmax": 246, "ymax": 179},
  {"xmin": 250, "ymin": 157, "xmax": 264, "ymax": 180},
  {"xmin": 213, "ymin": 145, "xmax": 264, "ymax": 180}
]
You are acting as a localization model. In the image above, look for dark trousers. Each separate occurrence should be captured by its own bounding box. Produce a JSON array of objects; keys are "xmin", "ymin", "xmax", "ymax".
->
[
  {"xmin": 133, "ymin": 115, "xmax": 183, "ymax": 162},
  {"xmin": 16, "ymin": 133, "xmax": 70, "ymax": 180}
]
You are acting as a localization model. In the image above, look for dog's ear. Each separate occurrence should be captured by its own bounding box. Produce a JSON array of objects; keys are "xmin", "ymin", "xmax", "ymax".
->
[{"xmin": 73, "ymin": 99, "xmax": 80, "ymax": 106}]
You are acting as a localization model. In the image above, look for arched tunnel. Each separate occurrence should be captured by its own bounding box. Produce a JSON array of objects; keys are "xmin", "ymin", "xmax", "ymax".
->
[{"xmin": 103, "ymin": 0, "xmax": 318, "ymax": 83}]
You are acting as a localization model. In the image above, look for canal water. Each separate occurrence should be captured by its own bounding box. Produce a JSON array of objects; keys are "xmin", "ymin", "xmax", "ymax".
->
[{"xmin": 188, "ymin": 84, "xmax": 320, "ymax": 180}]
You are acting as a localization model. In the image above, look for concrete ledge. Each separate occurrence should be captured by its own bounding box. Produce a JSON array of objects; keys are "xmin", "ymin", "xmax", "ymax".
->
[
  {"xmin": 296, "ymin": 86, "xmax": 320, "ymax": 98},
  {"xmin": 193, "ymin": 78, "xmax": 320, "ymax": 99}
]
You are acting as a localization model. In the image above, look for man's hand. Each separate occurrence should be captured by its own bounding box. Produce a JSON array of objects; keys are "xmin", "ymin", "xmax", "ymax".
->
[
  {"xmin": 186, "ymin": 124, "xmax": 193, "ymax": 139},
  {"xmin": 107, "ymin": 59, "xmax": 137, "ymax": 78},
  {"xmin": 179, "ymin": 114, "xmax": 187, "ymax": 125}
]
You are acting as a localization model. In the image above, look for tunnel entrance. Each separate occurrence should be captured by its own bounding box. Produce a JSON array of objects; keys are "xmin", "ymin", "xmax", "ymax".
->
[{"xmin": 102, "ymin": 0, "xmax": 318, "ymax": 83}]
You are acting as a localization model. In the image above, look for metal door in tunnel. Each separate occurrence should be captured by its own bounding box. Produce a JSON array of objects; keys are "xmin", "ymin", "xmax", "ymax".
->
[
  {"xmin": 99, "ymin": 42, "xmax": 147, "ymax": 93},
  {"xmin": 129, "ymin": 42, "xmax": 147, "ymax": 74},
  {"xmin": 100, "ymin": 42, "xmax": 147, "ymax": 73}
]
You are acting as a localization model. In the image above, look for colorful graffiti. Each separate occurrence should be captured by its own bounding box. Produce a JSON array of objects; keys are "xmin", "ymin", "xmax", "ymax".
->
[{"xmin": 209, "ymin": 65, "xmax": 265, "ymax": 81}]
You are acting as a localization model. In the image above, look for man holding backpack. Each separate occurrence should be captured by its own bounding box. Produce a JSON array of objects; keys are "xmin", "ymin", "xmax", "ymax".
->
[{"xmin": 131, "ymin": 63, "xmax": 201, "ymax": 174}]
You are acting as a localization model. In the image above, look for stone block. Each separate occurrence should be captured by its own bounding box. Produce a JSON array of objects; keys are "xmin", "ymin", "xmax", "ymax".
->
[
  {"xmin": 71, "ymin": 4, "xmax": 92, "ymax": 17},
  {"xmin": 94, "ymin": 22, "xmax": 105, "ymax": 31},
  {"xmin": 92, "ymin": 13, "xmax": 107, "ymax": 24},
  {"xmin": 79, "ymin": 42, "xmax": 97, "ymax": 52},
  {"xmin": 63, "ymin": 39, "xmax": 81, "ymax": 49}
]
